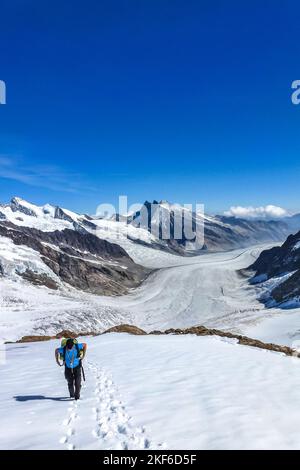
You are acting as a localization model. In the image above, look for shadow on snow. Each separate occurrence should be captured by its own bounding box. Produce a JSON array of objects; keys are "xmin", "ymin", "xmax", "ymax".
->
[{"xmin": 14, "ymin": 395, "xmax": 72, "ymax": 402}]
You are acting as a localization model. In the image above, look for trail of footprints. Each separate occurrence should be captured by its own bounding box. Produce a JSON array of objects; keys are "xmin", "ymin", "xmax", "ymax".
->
[
  {"xmin": 89, "ymin": 362, "xmax": 162, "ymax": 450},
  {"xmin": 60, "ymin": 400, "xmax": 78, "ymax": 450},
  {"xmin": 60, "ymin": 362, "xmax": 166, "ymax": 450}
]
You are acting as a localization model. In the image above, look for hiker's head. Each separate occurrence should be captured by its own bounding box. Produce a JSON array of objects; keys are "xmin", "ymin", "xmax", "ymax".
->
[{"xmin": 66, "ymin": 338, "xmax": 74, "ymax": 349}]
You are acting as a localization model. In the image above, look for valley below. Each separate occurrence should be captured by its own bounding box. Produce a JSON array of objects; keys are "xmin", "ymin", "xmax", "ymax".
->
[
  {"xmin": 2, "ymin": 241, "xmax": 300, "ymax": 347},
  {"xmin": 1, "ymin": 198, "xmax": 300, "ymax": 346}
]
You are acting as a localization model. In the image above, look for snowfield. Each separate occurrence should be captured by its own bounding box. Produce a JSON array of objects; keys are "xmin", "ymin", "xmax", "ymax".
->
[{"xmin": 2, "ymin": 333, "xmax": 300, "ymax": 450}]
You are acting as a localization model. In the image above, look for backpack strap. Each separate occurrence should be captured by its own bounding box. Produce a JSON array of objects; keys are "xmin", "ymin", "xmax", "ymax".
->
[{"xmin": 75, "ymin": 342, "xmax": 80, "ymax": 359}]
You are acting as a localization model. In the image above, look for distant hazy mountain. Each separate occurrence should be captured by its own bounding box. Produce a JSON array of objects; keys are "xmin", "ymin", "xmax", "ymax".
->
[
  {"xmin": 283, "ymin": 213, "xmax": 300, "ymax": 234},
  {"xmin": 129, "ymin": 200, "xmax": 294, "ymax": 253}
]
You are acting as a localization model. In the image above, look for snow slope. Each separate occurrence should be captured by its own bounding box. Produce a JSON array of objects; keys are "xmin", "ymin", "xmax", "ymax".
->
[
  {"xmin": 2, "ymin": 333, "xmax": 300, "ymax": 450},
  {"xmin": 0, "ymin": 235, "xmax": 62, "ymax": 283}
]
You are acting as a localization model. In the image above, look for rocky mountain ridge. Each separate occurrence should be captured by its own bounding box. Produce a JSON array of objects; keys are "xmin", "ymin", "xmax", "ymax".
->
[{"xmin": 0, "ymin": 217, "xmax": 149, "ymax": 296}]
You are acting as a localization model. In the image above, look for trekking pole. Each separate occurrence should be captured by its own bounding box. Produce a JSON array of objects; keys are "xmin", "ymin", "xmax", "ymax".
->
[{"xmin": 81, "ymin": 363, "xmax": 86, "ymax": 382}]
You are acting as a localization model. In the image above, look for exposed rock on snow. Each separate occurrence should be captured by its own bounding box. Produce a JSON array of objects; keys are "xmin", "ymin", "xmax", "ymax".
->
[
  {"xmin": 54, "ymin": 206, "xmax": 75, "ymax": 223},
  {"xmin": 12, "ymin": 323, "xmax": 298, "ymax": 358},
  {"xmin": 149, "ymin": 325, "xmax": 297, "ymax": 356},
  {"xmin": 18, "ymin": 269, "xmax": 59, "ymax": 290},
  {"xmin": 248, "ymin": 231, "xmax": 300, "ymax": 305},
  {"xmin": 103, "ymin": 324, "xmax": 147, "ymax": 335},
  {"xmin": 271, "ymin": 270, "xmax": 300, "ymax": 304},
  {"xmin": 14, "ymin": 329, "xmax": 94, "ymax": 343}
]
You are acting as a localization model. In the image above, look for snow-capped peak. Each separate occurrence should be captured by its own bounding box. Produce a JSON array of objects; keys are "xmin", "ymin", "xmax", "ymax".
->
[
  {"xmin": 10, "ymin": 197, "xmax": 61, "ymax": 220},
  {"xmin": 0, "ymin": 197, "xmax": 76, "ymax": 232},
  {"xmin": 10, "ymin": 196, "xmax": 39, "ymax": 217}
]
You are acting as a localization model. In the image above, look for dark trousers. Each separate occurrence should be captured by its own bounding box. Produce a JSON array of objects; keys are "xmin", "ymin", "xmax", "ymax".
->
[{"xmin": 65, "ymin": 364, "xmax": 82, "ymax": 399}]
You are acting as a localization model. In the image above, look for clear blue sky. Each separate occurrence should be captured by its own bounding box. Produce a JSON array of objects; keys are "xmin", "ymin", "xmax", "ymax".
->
[{"xmin": 0, "ymin": 0, "xmax": 300, "ymax": 215}]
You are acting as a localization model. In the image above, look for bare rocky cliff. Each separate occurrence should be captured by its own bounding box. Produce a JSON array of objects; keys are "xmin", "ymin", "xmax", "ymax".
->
[{"xmin": 248, "ymin": 231, "xmax": 300, "ymax": 304}]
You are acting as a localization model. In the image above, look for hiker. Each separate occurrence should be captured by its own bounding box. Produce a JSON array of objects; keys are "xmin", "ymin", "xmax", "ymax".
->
[{"xmin": 55, "ymin": 338, "xmax": 87, "ymax": 400}]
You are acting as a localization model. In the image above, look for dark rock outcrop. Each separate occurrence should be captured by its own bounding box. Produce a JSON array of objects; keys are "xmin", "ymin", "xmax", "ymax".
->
[
  {"xmin": 14, "ymin": 330, "xmax": 96, "ymax": 343},
  {"xmin": 149, "ymin": 325, "xmax": 297, "ymax": 356},
  {"xmin": 103, "ymin": 324, "xmax": 147, "ymax": 335},
  {"xmin": 79, "ymin": 218, "xmax": 98, "ymax": 231},
  {"xmin": 249, "ymin": 234, "xmax": 300, "ymax": 279},
  {"xmin": 18, "ymin": 269, "xmax": 58, "ymax": 290},
  {"xmin": 54, "ymin": 206, "xmax": 74, "ymax": 223},
  {"xmin": 248, "ymin": 231, "xmax": 300, "ymax": 304},
  {"xmin": 271, "ymin": 270, "xmax": 300, "ymax": 303}
]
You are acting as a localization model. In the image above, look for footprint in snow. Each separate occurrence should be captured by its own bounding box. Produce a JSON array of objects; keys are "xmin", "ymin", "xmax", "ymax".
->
[
  {"xmin": 87, "ymin": 361, "xmax": 166, "ymax": 450},
  {"xmin": 60, "ymin": 400, "xmax": 78, "ymax": 449}
]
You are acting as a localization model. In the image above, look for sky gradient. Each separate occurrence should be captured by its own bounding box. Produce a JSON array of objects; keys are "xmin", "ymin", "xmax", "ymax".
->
[{"xmin": 0, "ymin": 0, "xmax": 300, "ymax": 215}]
